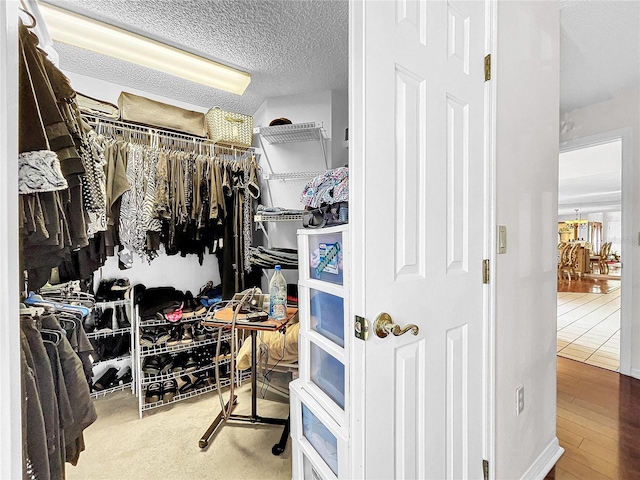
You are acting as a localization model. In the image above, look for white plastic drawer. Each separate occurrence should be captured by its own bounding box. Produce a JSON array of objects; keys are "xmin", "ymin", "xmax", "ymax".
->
[
  {"xmin": 307, "ymin": 231, "xmax": 344, "ymax": 285},
  {"xmin": 303, "ymin": 403, "xmax": 338, "ymax": 475},
  {"xmin": 309, "ymin": 289, "xmax": 345, "ymax": 348},
  {"xmin": 291, "ymin": 382, "xmax": 347, "ymax": 479},
  {"xmin": 310, "ymin": 342, "xmax": 345, "ymax": 410}
]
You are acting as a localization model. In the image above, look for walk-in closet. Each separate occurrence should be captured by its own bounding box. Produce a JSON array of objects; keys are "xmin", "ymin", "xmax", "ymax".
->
[{"xmin": 13, "ymin": 1, "xmax": 348, "ymax": 478}]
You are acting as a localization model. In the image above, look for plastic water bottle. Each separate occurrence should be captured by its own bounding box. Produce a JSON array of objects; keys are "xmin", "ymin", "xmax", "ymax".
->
[{"xmin": 269, "ymin": 265, "xmax": 287, "ymax": 319}]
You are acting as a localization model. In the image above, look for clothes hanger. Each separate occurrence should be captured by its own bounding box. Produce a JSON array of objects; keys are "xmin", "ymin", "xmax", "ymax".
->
[{"xmin": 18, "ymin": 7, "xmax": 37, "ymax": 28}]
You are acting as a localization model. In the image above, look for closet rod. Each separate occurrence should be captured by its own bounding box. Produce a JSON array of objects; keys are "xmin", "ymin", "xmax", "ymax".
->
[{"xmin": 84, "ymin": 114, "xmax": 258, "ymax": 154}]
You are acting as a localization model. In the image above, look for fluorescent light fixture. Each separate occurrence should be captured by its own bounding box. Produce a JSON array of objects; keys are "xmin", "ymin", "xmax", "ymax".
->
[{"xmin": 39, "ymin": 2, "xmax": 251, "ymax": 95}]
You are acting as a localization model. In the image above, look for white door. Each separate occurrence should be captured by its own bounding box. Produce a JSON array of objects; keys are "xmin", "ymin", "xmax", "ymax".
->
[{"xmin": 351, "ymin": 0, "xmax": 489, "ymax": 478}]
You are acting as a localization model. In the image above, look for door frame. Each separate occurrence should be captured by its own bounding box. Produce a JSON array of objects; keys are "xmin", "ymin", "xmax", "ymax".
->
[
  {"xmin": 347, "ymin": 0, "xmax": 498, "ymax": 477},
  {"xmin": 559, "ymin": 127, "xmax": 633, "ymax": 376},
  {"xmin": 0, "ymin": 0, "xmax": 23, "ymax": 478}
]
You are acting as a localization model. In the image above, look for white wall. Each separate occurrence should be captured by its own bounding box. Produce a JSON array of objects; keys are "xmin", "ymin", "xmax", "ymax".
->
[
  {"xmin": 560, "ymin": 87, "xmax": 640, "ymax": 377},
  {"xmin": 494, "ymin": 2, "xmax": 561, "ymax": 478},
  {"xmin": 0, "ymin": 2, "xmax": 22, "ymax": 477}
]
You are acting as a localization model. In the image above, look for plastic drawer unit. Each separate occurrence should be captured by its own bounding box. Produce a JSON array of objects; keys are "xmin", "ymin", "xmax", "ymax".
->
[{"xmin": 291, "ymin": 381, "xmax": 348, "ymax": 480}]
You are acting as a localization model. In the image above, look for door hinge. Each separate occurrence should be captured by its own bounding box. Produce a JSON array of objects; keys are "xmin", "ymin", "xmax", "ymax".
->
[
  {"xmin": 484, "ymin": 54, "xmax": 491, "ymax": 81},
  {"xmin": 483, "ymin": 259, "xmax": 490, "ymax": 284},
  {"xmin": 483, "ymin": 459, "xmax": 489, "ymax": 480}
]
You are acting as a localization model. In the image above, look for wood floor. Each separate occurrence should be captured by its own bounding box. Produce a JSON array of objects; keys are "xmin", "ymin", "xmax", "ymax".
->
[
  {"xmin": 545, "ymin": 357, "xmax": 640, "ymax": 479},
  {"xmin": 557, "ymin": 276, "xmax": 621, "ymax": 295}
]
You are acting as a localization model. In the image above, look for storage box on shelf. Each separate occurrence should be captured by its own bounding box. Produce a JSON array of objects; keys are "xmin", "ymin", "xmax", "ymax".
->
[
  {"xmin": 292, "ymin": 224, "xmax": 349, "ymax": 478},
  {"xmin": 135, "ymin": 308, "xmax": 250, "ymax": 418},
  {"xmin": 88, "ymin": 297, "xmax": 135, "ymax": 398}
]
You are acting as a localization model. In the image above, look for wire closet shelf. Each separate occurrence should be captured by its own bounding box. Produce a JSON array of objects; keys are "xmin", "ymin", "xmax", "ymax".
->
[{"xmin": 84, "ymin": 115, "xmax": 260, "ymax": 157}]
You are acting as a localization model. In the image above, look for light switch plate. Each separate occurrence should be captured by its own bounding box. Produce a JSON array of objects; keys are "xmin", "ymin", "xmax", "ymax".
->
[{"xmin": 497, "ymin": 225, "xmax": 507, "ymax": 254}]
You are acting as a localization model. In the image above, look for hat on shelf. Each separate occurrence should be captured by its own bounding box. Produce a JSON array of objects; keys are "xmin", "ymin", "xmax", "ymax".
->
[{"xmin": 268, "ymin": 117, "xmax": 292, "ymax": 126}]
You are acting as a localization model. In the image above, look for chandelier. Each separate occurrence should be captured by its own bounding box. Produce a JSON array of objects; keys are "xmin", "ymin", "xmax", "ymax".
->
[{"xmin": 565, "ymin": 208, "xmax": 588, "ymax": 229}]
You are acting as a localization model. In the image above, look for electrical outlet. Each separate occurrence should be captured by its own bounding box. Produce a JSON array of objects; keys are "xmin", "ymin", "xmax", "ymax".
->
[{"xmin": 516, "ymin": 385, "xmax": 525, "ymax": 415}]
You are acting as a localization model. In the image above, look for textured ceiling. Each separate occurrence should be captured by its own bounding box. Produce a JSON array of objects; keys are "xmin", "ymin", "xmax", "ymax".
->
[
  {"xmin": 558, "ymin": 0, "xmax": 640, "ymax": 114},
  {"xmin": 45, "ymin": 1, "xmax": 639, "ymax": 116},
  {"xmin": 44, "ymin": 0, "xmax": 348, "ymax": 114}
]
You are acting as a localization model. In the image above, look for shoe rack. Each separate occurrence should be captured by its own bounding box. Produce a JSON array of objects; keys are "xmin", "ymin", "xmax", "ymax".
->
[
  {"xmin": 135, "ymin": 308, "xmax": 251, "ymax": 418},
  {"xmin": 87, "ymin": 296, "xmax": 136, "ymax": 398}
]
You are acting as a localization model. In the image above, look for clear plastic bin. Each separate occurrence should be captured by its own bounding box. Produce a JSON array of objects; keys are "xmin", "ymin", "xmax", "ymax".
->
[
  {"xmin": 308, "ymin": 231, "xmax": 344, "ymax": 285},
  {"xmin": 302, "ymin": 403, "xmax": 338, "ymax": 476},
  {"xmin": 310, "ymin": 289, "xmax": 344, "ymax": 348},
  {"xmin": 310, "ymin": 342, "xmax": 345, "ymax": 409}
]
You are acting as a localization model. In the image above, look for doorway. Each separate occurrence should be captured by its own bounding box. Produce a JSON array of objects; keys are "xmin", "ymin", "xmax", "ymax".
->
[{"xmin": 557, "ymin": 138, "xmax": 624, "ymax": 372}]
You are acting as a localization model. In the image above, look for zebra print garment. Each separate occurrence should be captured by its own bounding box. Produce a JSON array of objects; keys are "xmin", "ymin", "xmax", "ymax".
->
[
  {"xmin": 142, "ymin": 147, "xmax": 161, "ymax": 235},
  {"xmin": 119, "ymin": 143, "xmax": 146, "ymax": 257}
]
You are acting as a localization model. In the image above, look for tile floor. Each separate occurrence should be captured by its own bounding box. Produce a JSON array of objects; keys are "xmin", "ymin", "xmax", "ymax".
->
[{"xmin": 556, "ymin": 285, "xmax": 620, "ymax": 371}]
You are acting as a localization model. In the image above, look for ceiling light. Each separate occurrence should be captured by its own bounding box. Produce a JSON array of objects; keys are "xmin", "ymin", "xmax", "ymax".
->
[{"xmin": 38, "ymin": 2, "xmax": 251, "ymax": 95}]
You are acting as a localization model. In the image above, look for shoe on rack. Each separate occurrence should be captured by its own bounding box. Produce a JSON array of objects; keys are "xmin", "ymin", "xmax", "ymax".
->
[
  {"xmin": 110, "ymin": 278, "xmax": 130, "ymax": 300},
  {"xmin": 177, "ymin": 375, "xmax": 193, "ymax": 395},
  {"xmin": 93, "ymin": 367, "xmax": 119, "ymax": 391},
  {"xmin": 111, "ymin": 334, "xmax": 131, "ymax": 357},
  {"xmin": 157, "ymin": 353, "xmax": 174, "ymax": 374},
  {"xmin": 180, "ymin": 324, "xmax": 194, "ymax": 345},
  {"xmin": 142, "ymin": 356, "xmax": 161, "ymax": 375},
  {"xmin": 218, "ymin": 340, "xmax": 231, "ymax": 356},
  {"xmin": 116, "ymin": 304, "xmax": 131, "ymax": 329},
  {"xmin": 166, "ymin": 326, "xmax": 181, "ymax": 347},
  {"xmin": 95, "ymin": 279, "xmax": 114, "ymax": 302},
  {"xmin": 184, "ymin": 355, "xmax": 198, "ymax": 373},
  {"xmin": 155, "ymin": 327, "xmax": 171, "ymax": 346},
  {"xmin": 117, "ymin": 366, "xmax": 133, "ymax": 385},
  {"xmin": 182, "ymin": 291, "xmax": 207, "ymax": 319},
  {"xmin": 193, "ymin": 324, "xmax": 207, "ymax": 342},
  {"xmin": 162, "ymin": 380, "xmax": 177, "ymax": 402},
  {"xmin": 96, "ymin": 307, "xmax": 114, "ymax": 331},
  {"xmin": 145, "ymin": 382, "xmax": 163, "ymax": 403},
  {"xmin": 139, "ymin": 328, "xmax": 157, "ymax": 348}
]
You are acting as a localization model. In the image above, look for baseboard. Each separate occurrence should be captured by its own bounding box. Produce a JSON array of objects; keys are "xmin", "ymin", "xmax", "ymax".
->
[
  {"xmin": 521, "ymin": 437, "xmax": 564, "ymax": 480},
  {"xmin": 631, "ymin": 368, "xmax": 640, "ymax": 380}
]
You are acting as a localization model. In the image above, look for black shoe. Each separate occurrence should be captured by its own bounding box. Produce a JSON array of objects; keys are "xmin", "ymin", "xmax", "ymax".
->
[
  {"xmin": 143, "ymin": 356, "xmax": 161, "ymax": 375},
  {"xmin": 95, "ymin": 279, "xmax": 114, "ymax": 302},
  {"xmin": 139, "ymin": 328, "xmax": 157, "ymax": 348},
  {"xmin": 219, "ymin": 340, "xmax": 231, "ymax": 356},
  {"xmin": 157, "ymin": 353, "xmax": 174, "ymax": 374},
  {"xmin": 94, "ymin": 367, "xmax": 118, "ymax": 391},
  {"xmin": 145, "ymin": 382, "xmax": 162, "ymax": 403},
  {"xmin": 110, "ymin": 278, "xmax": 130, "ymax": 300},
  {"xmin": 96, "ymin": 307, "xmax": 114, "ymax": 330},
  {"xmin": 116, "ymin": 305, "xmax": 131, "ymax": 329},
  {"xmin": 162, "ymin": 380, "xmax": 177, "ymax": 402},
  {"xmin": 155, "ymin": 327, "xmax": 171, "ymax": 345},
  {"xmin": 117, "ymin": 366, "xmax": 133, "ymax": 385},
  {"xmin": 180, "ymin": 324, "xmax": 194, "ymax": 344}
]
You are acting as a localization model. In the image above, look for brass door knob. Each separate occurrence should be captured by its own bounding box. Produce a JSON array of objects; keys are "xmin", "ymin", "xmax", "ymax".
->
[{"xmin": 374, "ymin": 312, "xmax": 419, "ymax": 338}]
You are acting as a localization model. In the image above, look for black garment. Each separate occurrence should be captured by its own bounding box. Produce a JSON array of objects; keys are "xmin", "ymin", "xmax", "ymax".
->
[
  {"xmin": 137, "ymin": 287, "xmax": 184, "ymax": 319},
  {"xmin": 41, "ymin": 315, "xmax": 97, "ymax": 465},
  {"xmin": 21, "ymin": 321, "xmax": 64, "ymax": 480},
  {"xmin": 21, "ymin": 334, "xmax": 51, "ymax": 480}
]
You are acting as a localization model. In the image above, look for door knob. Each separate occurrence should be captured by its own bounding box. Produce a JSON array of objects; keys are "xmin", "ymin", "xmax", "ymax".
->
[{"xmin": 374, "ymin": 312, "xmax": 419, "ymax": 338}]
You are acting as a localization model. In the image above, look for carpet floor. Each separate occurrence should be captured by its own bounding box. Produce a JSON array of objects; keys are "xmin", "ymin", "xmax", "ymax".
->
[{"xmin": 67, "ymin": 384, "xmax": 291, "ymax": 480}]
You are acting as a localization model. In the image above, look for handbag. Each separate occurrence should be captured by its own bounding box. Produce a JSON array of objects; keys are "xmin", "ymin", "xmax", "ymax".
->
[
  {"xmin": 118, "ymin": 92, "xmax": 207, "ymax": 137},
  {"xmin": 205, "ymin": 106, "xmax": 253, "ymax": 147},
  {"xmin": 302, "ymin": 202, "xmax": 349, "ymax": 229}
]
